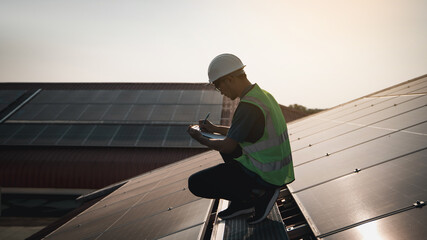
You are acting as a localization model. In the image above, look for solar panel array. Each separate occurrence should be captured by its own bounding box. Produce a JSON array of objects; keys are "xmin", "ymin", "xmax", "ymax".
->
[
  {"xmin": 43, "ymin": 151, "xmax": 223, "ymax": 240},
  {"xmin": 1, "ymin": 89, "xmax": 223, "ymax": 148},
  {"xmin": 287, "ymin": 75, "xmax": 427, "ymax": 239}
]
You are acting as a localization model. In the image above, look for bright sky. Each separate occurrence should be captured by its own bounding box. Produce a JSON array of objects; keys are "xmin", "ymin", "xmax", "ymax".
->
[{"xmin": 1, "ymin": 0, "xmax": 426, "ymax": 108}]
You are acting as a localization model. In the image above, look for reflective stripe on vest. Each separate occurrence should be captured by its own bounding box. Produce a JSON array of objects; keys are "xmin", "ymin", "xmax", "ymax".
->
[
  {"xmin": 244, "ymin": 149, "xmax": 293, "ymax": 172},
  {"xmin": 243, "ymin": 129, "xmax": 289, "ymax": 154}
]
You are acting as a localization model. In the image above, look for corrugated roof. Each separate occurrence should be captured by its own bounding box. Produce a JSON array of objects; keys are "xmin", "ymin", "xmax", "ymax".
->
[
  {"xmin": 0, "ymin": 146, "xmax": 207, "ymax": 189},
  {"xmin": 287, "ymin": 74, "xmax": 427, "ymax": 239}
]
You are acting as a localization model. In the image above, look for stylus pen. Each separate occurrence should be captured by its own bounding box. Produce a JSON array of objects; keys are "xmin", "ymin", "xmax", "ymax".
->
[{"xmin": 203, "ymin": 112, "xmax": 210, "ymax": 124}]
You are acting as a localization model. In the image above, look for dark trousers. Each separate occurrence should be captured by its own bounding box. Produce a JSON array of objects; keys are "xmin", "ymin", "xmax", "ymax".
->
[{"xmin": 188, "ymin": 152, "xmax": 277, "ymax": 202}]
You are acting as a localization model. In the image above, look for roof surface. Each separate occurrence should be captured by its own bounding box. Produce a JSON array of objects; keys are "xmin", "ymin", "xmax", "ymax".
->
[
  {"xmin": 287, "ymin": 74, "xmax": 427, "ymax": 239},
  {"xmin": 42, "ymin": 151, "xmax": 223, "ymax": 240}
]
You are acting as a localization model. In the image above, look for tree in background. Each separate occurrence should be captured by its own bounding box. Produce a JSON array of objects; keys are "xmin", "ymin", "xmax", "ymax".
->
[{"xmin": 288, "ymin": 104, "xmax": 324, "ymax": 115}]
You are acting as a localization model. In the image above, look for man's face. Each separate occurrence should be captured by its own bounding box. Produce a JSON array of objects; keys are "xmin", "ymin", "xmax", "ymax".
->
[{"xmin": 214, "ymin": 78, "xmax": 232, "ymax": 99}]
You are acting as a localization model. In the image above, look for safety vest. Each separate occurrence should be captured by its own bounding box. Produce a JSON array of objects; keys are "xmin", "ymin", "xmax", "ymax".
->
[{"xmin": 235, "ymin": 84, "xmax": 295, "ymax": 186}]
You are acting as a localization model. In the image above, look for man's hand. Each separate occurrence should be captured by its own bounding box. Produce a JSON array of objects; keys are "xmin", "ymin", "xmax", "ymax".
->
[
  {"xmin": 187, "ymin": 125, "xmax": 203, "ymax": 142},
  {"xmin": 198, "ymin": 119, "xmax": 214, "ymax": 133}
]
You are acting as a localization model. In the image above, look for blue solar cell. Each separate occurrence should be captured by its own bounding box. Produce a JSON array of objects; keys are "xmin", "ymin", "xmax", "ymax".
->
[
  {"xmin": 179, "ymin": 91, "xmax": 203, "ymax": 104},
  {"xmin": 137, "ymin": 125, "xmax": 168, "ymax": 147},
  {"xmin": 115, "ymin": 90, "xmax": 142, "ymax": 103},
  {"xmin": 57, "ymin": 125, "xmax": 96, "ymax": 146},
  {"xmin": 126, "ymin": 105, "xmax": 154, "ymax": 122},
  {"xmin": 200, "ymin": 90, "xmax": 223, "ymax": 104},
  {"xmin": 137, "ymin": 90, "xmax": 161, "ymax": 104},
  {"xmin": 110, "ymin": 125, "xmax": 143, "ymax": 146},
  {"xmin": 32, "ymin": 125, "xmax": 71, "ymax": 145},
  {"xmin": 158, "ymin": 90, "xmax": 182, "ymax": 104},
  {"xmin": 163, "ymin": 125, "xmax": 192, "ymax": 147},
  {"xmin": 4, "ymin": 124, "xmax": 46, "ymax": 145},
  {"xmin": 103, "ymin": 105, "xmax": 133, "ymax": 121},
  {"xmin": 56, "ymin": 104, "xmax": 87, "ymax": 121},
  {"xmin": 78, "ymin": 104, "xmax": 111, "ymax": 121},
  {"xmin": 149, "ymin": 105, "xmax": 176, "ymax": 122},
  {"xmin": 84, "ymin": 125, "xmax": 120, "ymax": 146},
  {"xmin": 0, "ymin": 124, "xmax": 22, "ymax": 144},
  {"xmin": 9, "ymin": 104, "xmax": 47, "ymax": 120}
]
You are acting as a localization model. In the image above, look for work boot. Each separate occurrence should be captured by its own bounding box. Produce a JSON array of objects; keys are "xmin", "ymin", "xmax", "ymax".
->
[
  {"xmin": 247, "ymin": 188, "xmax": 280, "ymax": 224},
  {"xmin": 218, "ymin": 201, "xmax": 254, "ymax": 220}
]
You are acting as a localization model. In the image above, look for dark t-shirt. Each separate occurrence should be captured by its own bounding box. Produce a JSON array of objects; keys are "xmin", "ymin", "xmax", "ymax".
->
[{"xmin": 227, "ymin": 102, "xmax": 265, "ymax": 143}]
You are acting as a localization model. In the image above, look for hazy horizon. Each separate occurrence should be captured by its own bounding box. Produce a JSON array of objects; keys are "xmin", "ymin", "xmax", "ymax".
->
[{"xmin": 1, "ymin": 0, "xmax": 426, "ymax": 109}]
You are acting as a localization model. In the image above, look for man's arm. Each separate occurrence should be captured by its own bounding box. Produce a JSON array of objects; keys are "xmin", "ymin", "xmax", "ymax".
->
[{"xmin": 187, "ymin": 125, "xmax": 238, "ymax": 154}]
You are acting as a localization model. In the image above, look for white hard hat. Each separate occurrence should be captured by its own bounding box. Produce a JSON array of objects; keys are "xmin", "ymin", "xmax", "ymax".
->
[{"xmin": 208, "ymin": 53, "xmax": 246, "ymax": 83}]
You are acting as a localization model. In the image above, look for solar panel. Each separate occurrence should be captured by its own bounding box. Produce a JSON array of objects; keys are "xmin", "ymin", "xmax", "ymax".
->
[
  {"xmin": 102, "ymin": 104, "xmax": 133, "ymax": 121},
  {"xmin": 78, "ymin": 104, "xmax": 111, "ymax": 121},
  {"xmin": 201, "ymin": 90, "xmax": 223, "ymax": 104},
  {"xmin": 0, "ymin": 90, "xmax": 26, "ymax": 112},
  {"xmin": 291, "ymin": 96, "xmax": 427, "ymax": 154},
  {"xmin": 4, "ymin": 124, "xmax": 46, "ymax": 145},
  {"xmin": 372, "ymin": 76, "xmax": 427, "ymax": 96},
  {"xmin": 137, "ymin": 125, "xmax": 168, "ymax": 147},
  {"xmin": 136, "ymin": 90, "xmax": 161, "ymax": 104},
  {"xmin": 158, "ymin": 90, "xmax": 182, "ymax": 104},
  {"xmin": 31, "ymin": 125, "xmax": 70, "ymax": 145},
  {"xmin": 126, "ymin": 105, "xmax": 154, "ymax": 122},
  {"xmin": 290, "ymin": 95, "xmax": 423, "ymax": 142},
  {"xmin": 163, "ymin": 125, "xmax": 191, "ymax": 147},
  {"xmin": 109, "ymin": 125, "xmax": 143, "ymax": 146},
  {"xmin": 9, "ymin": 103, "xmax": 47, "ymax": 120},
  {"xmin": 179, "ymin": 90, "xmax": 203, "ymax": 104},
  {"xmin": 104, "ymin": 198, "xmax": 211, "ymax": 240},
  {"xmin": 323, "ymin": 205, "xmax": 427, "ymax": 240},
  {"xmin": 32, "ymin": 104, "xmax": 68, "ymax": 120},
  {"xmin": 157, "ymin": 225, "xmax": 202, "ymax": 240},
  {"xmin": 94, "ymin": 90, "xmax": 120, "ymax": 103},
  {"xmin": 3, "ymin": 88, "xmax": 222, "ymax": 148},
  {"xmin": 55, "ymin": 104, "xmax": 86, "ymax": 121},
  {"xmin": 30, "ymin": 90, "xmax": 68, "ymax": 103},
  {"xmin": 56, "ymin": 125, "xmax": 96, "ymax": 146},
  {"xmin": 173, "ymin": 105, "xmax": 199, "ymax": 122},
  {"xmin": 149, "ymin": 105, "xmax": 176, "ymax": 122},
  {"xmin": 43, "ymin": 151, "xmax": 222, "ymax": 240},
  {"xmin": 0, "ymin": 124, "xmax": 22, "ymax": 144},
  {"xmin": 293, "ymin": 149, "xmax": 427, "ymax": 236},
  {"xmin": 291, "ymin": 132, "xmax": 426, "ymax": 192},
  {"xmin": 287, "ymin": 76, "xmax": 427, "ymax": 239},
  {"xmin": 115, "ymin": 90, "xmax": 141, "ymax": 103},
  {"xmin": 84, "ymin": 125, "xmax": 120, "ymax": 146}
]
